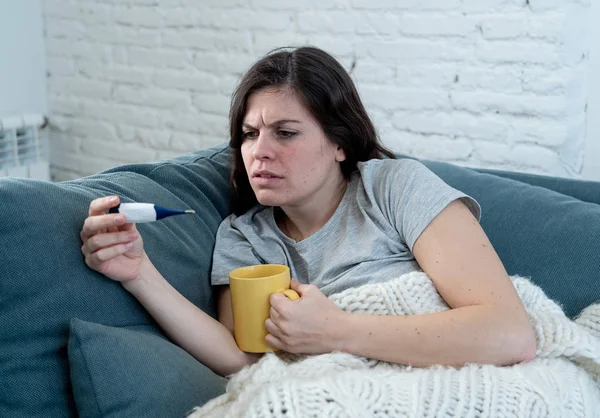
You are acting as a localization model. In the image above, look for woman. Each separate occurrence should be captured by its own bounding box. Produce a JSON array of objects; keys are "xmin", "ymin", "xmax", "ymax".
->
[{"xmin": 80, "ymin": 46, "xmax": 536, "ymax": 378}]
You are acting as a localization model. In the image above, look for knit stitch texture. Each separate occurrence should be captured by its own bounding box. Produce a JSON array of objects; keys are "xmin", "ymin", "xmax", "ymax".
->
[{"xmin": 188, "ymin": 272, "xmax": 600, "ymax": 417}]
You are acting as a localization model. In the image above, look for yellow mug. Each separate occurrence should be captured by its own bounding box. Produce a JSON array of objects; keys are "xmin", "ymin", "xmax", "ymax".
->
[{"xmin": 229, "ymin": 264, "xmax": 300, "ymax": 353}]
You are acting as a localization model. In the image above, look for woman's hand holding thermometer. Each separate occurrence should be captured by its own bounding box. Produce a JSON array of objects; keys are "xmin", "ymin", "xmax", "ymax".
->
[{"xmin": 80, "ymin": 196, "xmax": 147, "ymax": 283}]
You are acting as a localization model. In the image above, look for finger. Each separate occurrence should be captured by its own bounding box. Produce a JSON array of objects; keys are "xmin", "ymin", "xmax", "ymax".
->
[
  {"xmin": 89, "ymin": 195, "xmax": 120, "ymax": 217},
  {"xmin": 83, "ymin": 230, "xmax": 139, "ymax": 254},
  {"xmin": 269, "ymin": 306, "xmax": 282, "ymax": 323},
  {"xmin": 290, "ymin": 278, "xmax": 311, "ymax": 295},
  {"xmin": 269, "ymin": 291, "xmax": 289, "ymax": 307},
  {"xmin": 81, "ymin": 213, "xmax": 127, "ymax": 240},
  {"xmin": 265, "ymin": 333, "xmax": 285, "ymax": 351},
  {"xmin": 84, "ymin": 242, "xmax": 133, "ymax": 268},
  {"xmin": 265, "ymin": 318, "xmax": 283, "ymax": 339}
]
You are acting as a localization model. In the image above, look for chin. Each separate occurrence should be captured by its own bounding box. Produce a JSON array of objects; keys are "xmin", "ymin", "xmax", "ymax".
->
[{"xmin": 254, "ymin": 191, "xmax": 287, "ymax": 207}]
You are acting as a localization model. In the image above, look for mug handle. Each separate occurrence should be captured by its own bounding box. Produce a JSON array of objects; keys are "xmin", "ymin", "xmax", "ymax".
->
[{"xmin": 275, "ymin": 288, "xmax": 300, "ymax": 301}]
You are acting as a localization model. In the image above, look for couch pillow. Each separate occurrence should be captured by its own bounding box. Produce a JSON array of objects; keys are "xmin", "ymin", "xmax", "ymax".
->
[
  {"xmin": 422, "ymin": 159, "xmax": 600, "ymax": 318},
  {"xmin": 68, "ymin": 319, "xmax": 226, "ymax": 418},
  {"xmin": 0, "ymin": 145, "xmax": 231, "ymax": 417}
]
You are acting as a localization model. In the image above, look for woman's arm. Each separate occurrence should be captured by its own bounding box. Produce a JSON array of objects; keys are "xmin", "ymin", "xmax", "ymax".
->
[
  {"xmin": 338, "ymin": 199, "xmax": 536, "ymax": 366},
  {"xmin": 267, "ymin": 200, "xmax": 536, "ymax": 367},
  {"xmin": 124, "ymin": 258, "xmax": 260, "ymax": 377}
]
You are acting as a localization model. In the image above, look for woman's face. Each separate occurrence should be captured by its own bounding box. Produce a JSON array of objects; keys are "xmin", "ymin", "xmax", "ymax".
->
[{"xmin": 241, "ymin": 88, "xmax": 346, "ymax": 210}]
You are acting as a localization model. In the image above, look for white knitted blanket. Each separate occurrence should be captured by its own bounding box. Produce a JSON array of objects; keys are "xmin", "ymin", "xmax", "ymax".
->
[{"xmin": 189, "ymin": 272, "xmax": 600, "ymax": 418}]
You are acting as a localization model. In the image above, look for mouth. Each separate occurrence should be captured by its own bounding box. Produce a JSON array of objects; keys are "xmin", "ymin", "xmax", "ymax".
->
[{"xmin": 251, "ymin": 170, "xmax": 283, "ymax": 185}]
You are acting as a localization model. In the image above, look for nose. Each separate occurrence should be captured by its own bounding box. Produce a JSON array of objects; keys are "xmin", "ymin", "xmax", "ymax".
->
[{"xmin": 252, "ymin": 133, "xmax": 275, "ymax": 160}]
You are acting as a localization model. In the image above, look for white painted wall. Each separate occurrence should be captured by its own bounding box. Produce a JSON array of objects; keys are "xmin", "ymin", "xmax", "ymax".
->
[
  {"xmin": 43, "ymin": 0, "xmax": 593, "ymax": 181},
  {"xmin": 583, "ymin": 0, "xmax": 600, "ymax": 181},
  {"xmin": 0, "ymin": 0, "xmax": 47, "ymax": 118}
]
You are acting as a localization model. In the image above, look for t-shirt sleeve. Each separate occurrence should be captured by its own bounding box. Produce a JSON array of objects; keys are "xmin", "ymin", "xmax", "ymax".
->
[
  {"xmin": 377, "ymin": 159, "xmax": 481, "ymax": 253},
  {"xmin": 210, "ymin": 215, "xmax": 263, "ymax": 286}
]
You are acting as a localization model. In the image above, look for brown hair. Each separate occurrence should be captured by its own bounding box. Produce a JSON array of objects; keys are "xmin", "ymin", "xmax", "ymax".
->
[{"xmin": 229, "ymin": 46, "xmax": 395, "ymax": 215}]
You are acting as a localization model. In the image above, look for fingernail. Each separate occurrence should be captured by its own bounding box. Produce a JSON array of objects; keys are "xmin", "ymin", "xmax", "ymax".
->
[
  {"xmin": 109, "ymin": 196, "xmax": 118, "ymax": 204},
  {"xmin": 115, "ymin": 215, "xmax": 125, "ymax": 225}
]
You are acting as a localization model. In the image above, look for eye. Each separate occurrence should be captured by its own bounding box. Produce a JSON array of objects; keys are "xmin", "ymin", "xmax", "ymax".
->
[
  {"xmin": 242, "ymin": 131, "xmax": 257, "ymax": 139},
  {"xmin": 278, "ymin": 130, "xmax": 296, "ymax": 138}
]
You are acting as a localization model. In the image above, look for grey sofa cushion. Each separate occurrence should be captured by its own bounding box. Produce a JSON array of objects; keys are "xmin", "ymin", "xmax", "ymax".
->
[
  {"xmin": 68, "ymin": 319, "xmax": 226, "ymax": 418},
  {"xmin": 0, "ymin": 145, "xmax": 231, "ymax": 417},
  {"xmin": 423, "ymin": 159, "xmax": 600, "ymax": 318}
]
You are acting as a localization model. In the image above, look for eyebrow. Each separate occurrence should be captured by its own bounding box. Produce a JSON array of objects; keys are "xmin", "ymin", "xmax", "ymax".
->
[{"xmin": 242, "ymin": 119, "xmax": 302, "ymax": 129}]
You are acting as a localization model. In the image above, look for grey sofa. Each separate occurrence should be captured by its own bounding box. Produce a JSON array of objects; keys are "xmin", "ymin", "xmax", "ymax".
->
[{"xmin": 1, "ymin": 144, "xmax": 599, "ymax": 417}]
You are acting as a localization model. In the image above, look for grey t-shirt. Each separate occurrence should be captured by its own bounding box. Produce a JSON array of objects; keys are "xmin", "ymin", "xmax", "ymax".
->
[{"xmin": 210, "ymin": 158, "xmax": 481, "ymax": 296}]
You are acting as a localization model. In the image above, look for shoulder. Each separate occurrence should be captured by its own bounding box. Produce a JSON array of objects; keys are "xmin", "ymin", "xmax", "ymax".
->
[
  {"xmin": 216, "ymin": 205, "xmax": 273, "ymax": 236},
  {"xmin": 356, "ymin": 158, "xmax": 438, "ymax": 190}
]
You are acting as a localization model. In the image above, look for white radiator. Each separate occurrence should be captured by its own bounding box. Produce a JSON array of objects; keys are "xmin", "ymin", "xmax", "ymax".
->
[{"xmin": 0, "ymin": 114, "xmax": 50, "ymax": 181}]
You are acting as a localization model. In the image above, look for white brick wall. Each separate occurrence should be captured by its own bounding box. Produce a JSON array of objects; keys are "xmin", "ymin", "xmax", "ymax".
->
[{"xmin": 43, "ymin": 0, "xmax": 591, "ymax": 181}]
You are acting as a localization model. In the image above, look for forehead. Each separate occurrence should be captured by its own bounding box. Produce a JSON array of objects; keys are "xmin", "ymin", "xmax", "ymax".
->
[{"xmin": 244, "ymin": 88, "xmax": 312, "ymax": 124}]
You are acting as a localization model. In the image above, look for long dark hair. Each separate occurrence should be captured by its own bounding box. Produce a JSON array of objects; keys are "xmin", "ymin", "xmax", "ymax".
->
[{"xmin": 229, "ymin": 46, "xmax": 395, "ymax": 215}]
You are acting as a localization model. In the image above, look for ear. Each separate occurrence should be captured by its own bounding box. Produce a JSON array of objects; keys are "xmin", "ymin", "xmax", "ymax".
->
[{"xmin": 334, "ymin": 146, "xmax": 346, "ymax": 163}]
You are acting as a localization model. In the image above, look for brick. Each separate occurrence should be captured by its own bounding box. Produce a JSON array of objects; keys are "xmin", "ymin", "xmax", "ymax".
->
[
  {"xmin": 352, "ymin": 63, "xmax": 395, "ymax": 84},
  {"xmin": 49, "ymin": 76, "xmax": 112, "ymax": 100},
  {"xmin": 297, "ymin": 11, "xmax": 371, "ymax": 34},
  {"xmin": 166, "ymin": 113, "xmax": 229, "ymax": 137},
  {"xmin": 508, "ymin": 117, "xmax": 568, "ymax": 146},
  {"xmin": 117, "ymin": 125, "xmax": 137, "ymax": 142},
  {"xmin": 46, "ymin": 39, "xmax": 112, "ymax": 63},
  {"xmin": 462, "ymin": 0, "xmax": 524, "ymax": 13},
  {"xmin": 471, "ymin": 140, "xmax": 511, "ymax": 163},
  {"xmin": 527, "ymin": 13, "xmax": 564, "ymax": 41},
  {"xmin": 163, "ymin": 8, "xmax": 201, "ymax": 27},
  {"xmin": 362, "ymin": 39, "xmax": 474, "ymax": 63},
  {"xmin": 47, "ymin": 57, "xmax": 76, "ymax": 76},
  {"xmin": 510, "ymin": 144, "xmax": 565, "ymax": 174},
  {"xmin": 392, "ymin": 132, "xmax": 473, "ymax": 160},
  {"xmin": 396, "ymin": 64, "xmax": 457, "ymax": 88},
  {"xmin": 193, "ymin": 94, "xmax": 232, "ymax": 116},
  {"xmin": 81, "ymin": 139, "xmax": 157, "ymax": 163},
  {"xmin": 135, "ymin": 128, "xmax": 172, "ymax": 149},
  {"xmin": 113, "ymin": 86, "xmax": 191, "ymax": 110},
  {"xmin": 360, "ymin": 86, "xmax": 450, "ymax": 112},
  {"xmin": 218, "ymin": 75, "xmax": 242, "ymax": 96},
  {"xmin": 527, "ymin": 0, "xmax": 568, "ymax": 12},
  {"xmin": 479, "ymin": 15, "xmax": 527, "ymax": 40},
  {"xmin": 193, "ymin": 52, "xmax": 255, "ymax": 76},
  {"xmin": 163, "ymin": 29, "xmax": 252, "ymax": 53},
  {"xmin": 392, "ymin": 111, "xmax": 510, "ymax": 142},
  {"xmin": 253, "ymin": 32, "xmax": 310, "ymax": 55},
  {"xmin": 250, "ymin": 0, "xmax": 342, "ymax": 9},
  {"xmin": 170, "ymin": 132, "xmax": 203, "ymax": 151},
  {"xmin": 79, "ymin": 64, "xmax": 153, "ymax": 85},
  {"xmin": 49, "ymin": 149, "xmax": 83, "ymax": 173},
  {"xmin": 48, "ymin": 97, "xmax": 85, "ymax": 117},
  {"xmin": 312, "ymin": 38, "xmax": 355, "ymax": 58},
  {"xmin": 450, "ymin": 91, "xmax": 566, "ymax": 117},
  {"xmin": 114, "ymin": 6, "xmax": 163, "ymax": 27},
  {"xmin": 84, "ymin": 102, "xmax": 162, "ymax": 129},
  {"xmin": 44, "ymin": 1, "xmax": 111, "ymax": 24},
  {"xmin": 401, "ymin": 13, "xmax": 478, "ymax": 37},
  {"xmin": 49, "ymin": 130, "xmax": 82, "ymax": 153},
  {"xmin": 455, "ymin": 66, "xmax": 522, "ymax": 93},
  {"xmin": 198, "ymin": 10, "xmax": 292, "ymax": 31},
  {"xmin": 152, "ymin": 70, "xmax": 220, "ymax": 93},
  {"xmin": 67, "ymin": 118, "xmax": 119, "ymax": 141},
  {"xmin": 127, "ymin": 47, "xmax": 190, "ymax": 69},
  {"xmin": 45, "ymin": 18, "xmax": 86, "ymax": 40},
  {"xmin": 520, "ymin": 67, "xmax": 570, "ymax": 94},
  {"xmin": 476, "ymin": 41, "xmax": 560, "ymax": 65},
  {"xmin": 351, "ymin": 0, "xmax": 460, "ymax": 10}
]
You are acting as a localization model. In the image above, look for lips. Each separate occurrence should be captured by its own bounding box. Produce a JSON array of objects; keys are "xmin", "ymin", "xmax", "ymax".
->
[{"xmin": 252, "ymin": 170, "xmax": 283, "ymax": 179}]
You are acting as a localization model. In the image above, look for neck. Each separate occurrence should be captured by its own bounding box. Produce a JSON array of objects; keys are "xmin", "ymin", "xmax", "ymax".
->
[{"xmin": 278, "ymin": 176, "xmax": 348, "ymax": 242}]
